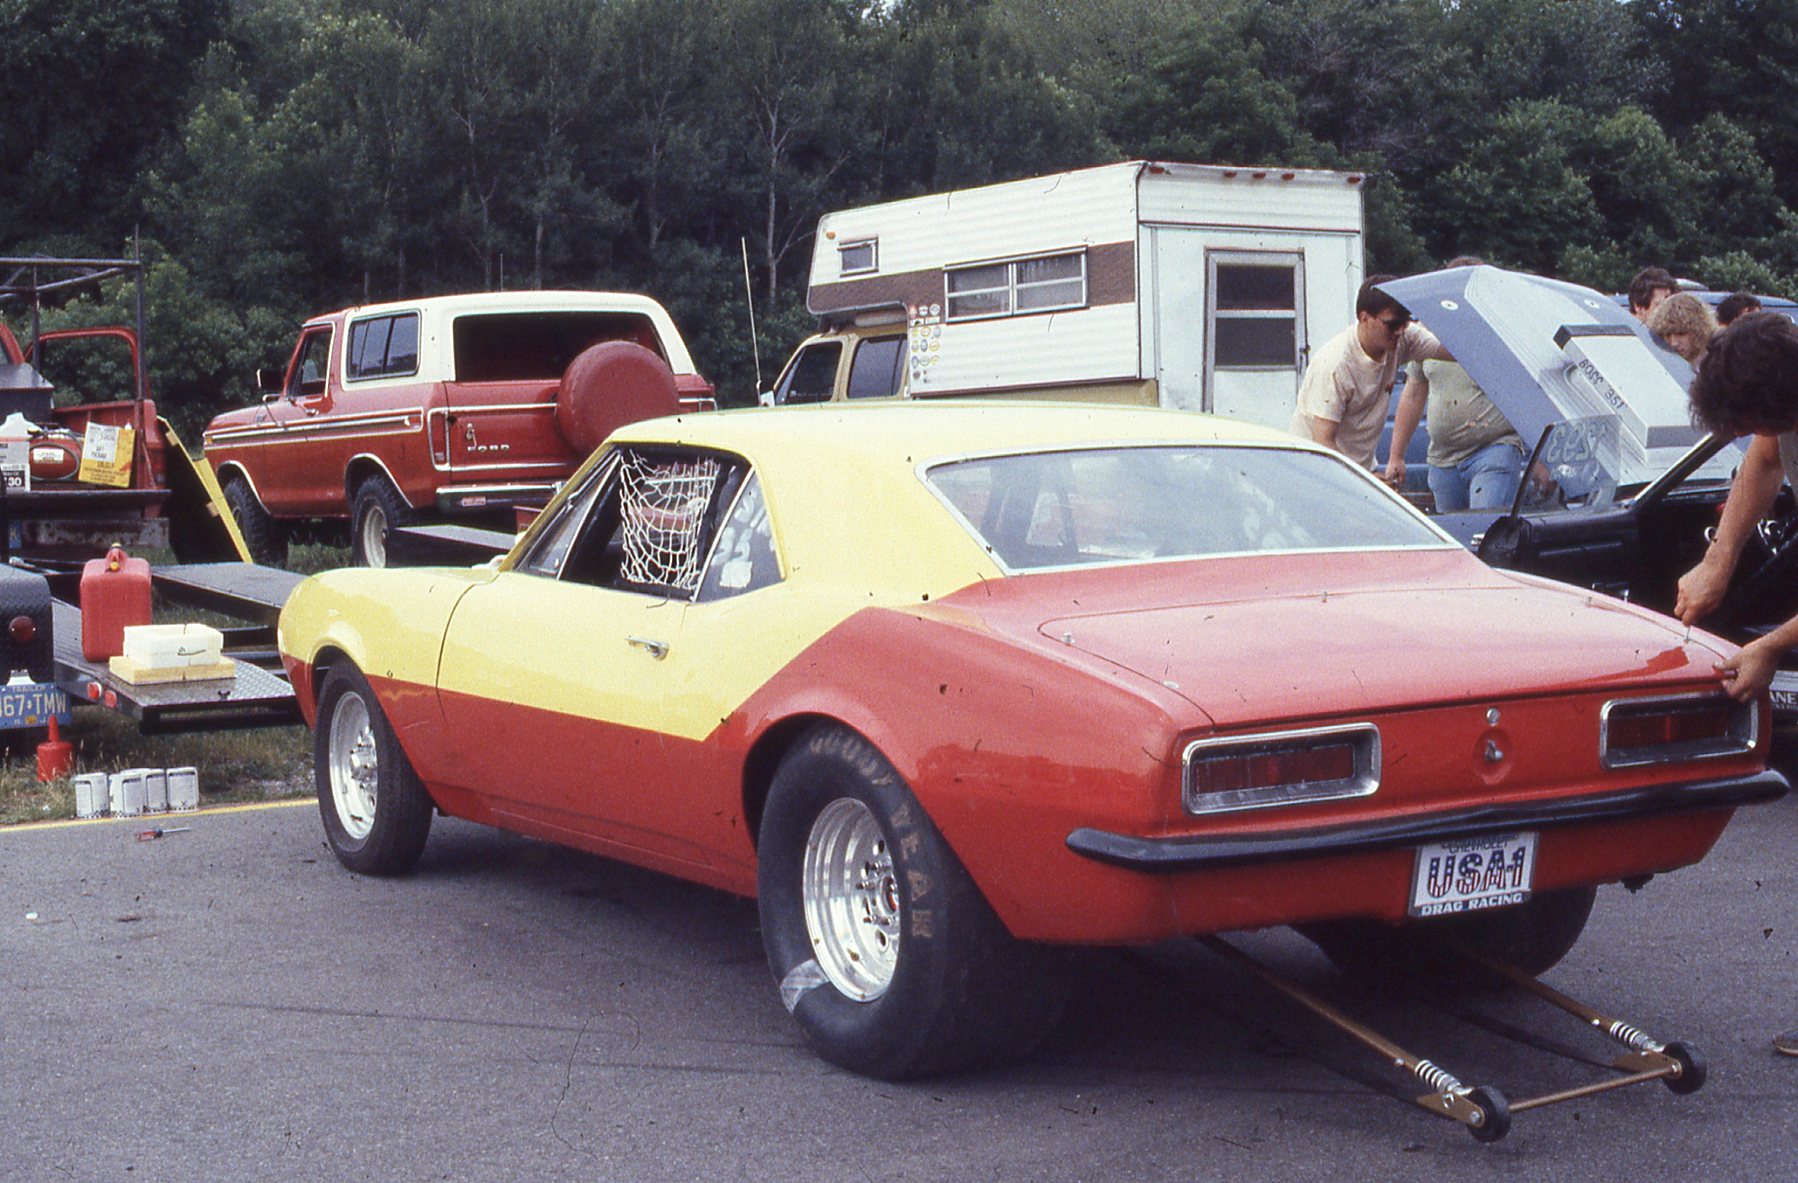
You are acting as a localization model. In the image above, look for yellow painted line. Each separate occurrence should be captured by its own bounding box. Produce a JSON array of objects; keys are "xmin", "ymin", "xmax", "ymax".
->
[{"xmin": 2, "ymin": 796, "xmax": 312, "ymax": 834}]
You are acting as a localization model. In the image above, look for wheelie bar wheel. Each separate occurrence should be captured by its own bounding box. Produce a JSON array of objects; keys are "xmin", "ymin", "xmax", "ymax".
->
[
  {"xmin": 1465, "ymin": 1085, "xmax": 1511, "ymax": 1143},
  {"xmin": 1662, "ymin": 1042, "xmax": 1707, "ymax": 1095}
]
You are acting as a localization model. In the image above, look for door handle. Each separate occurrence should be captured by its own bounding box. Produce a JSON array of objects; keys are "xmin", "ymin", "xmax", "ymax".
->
[{"xmin": 626, "ymin": 636, "xmax": 669, "ymax": 660}]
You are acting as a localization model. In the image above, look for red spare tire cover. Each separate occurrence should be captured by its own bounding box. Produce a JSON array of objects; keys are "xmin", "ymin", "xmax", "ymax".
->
[{"xmin": 557, "ymin": 341, "xmax": 682, "ymax": 455}]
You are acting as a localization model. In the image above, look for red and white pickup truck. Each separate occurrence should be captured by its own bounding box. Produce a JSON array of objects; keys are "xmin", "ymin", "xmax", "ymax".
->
[{"xmin": 203, "ymin": 291, "xmax": 714, "ymax": 566}]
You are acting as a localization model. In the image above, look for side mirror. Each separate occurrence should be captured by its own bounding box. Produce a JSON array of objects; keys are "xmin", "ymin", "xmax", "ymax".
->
[{"xmin": 255, "ymin": 367, "xmax": 284, "ymax": 396}]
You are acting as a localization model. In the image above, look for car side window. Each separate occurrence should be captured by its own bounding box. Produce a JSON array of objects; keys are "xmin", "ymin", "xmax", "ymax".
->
[
  {"xmin": 774, "ymin": 343, "xmax": 841, "ymax": 404},
  {"xmin": 697, "ymin": 473, "xmax": 780, "ymax": 600},
  {"xmin": 515, "ymin": 454, "xmax": 617, "ymax": 578},
  {"xmin": 542, "ymin": 446, "xmax": 758, "ymax": 599}
]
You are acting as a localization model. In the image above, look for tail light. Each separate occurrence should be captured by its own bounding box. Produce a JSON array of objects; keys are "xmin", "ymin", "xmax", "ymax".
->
[
  {"xmin": 1601, "ymin": 692, "xmax": 1756, "ymax": 768},
  {"xmin": 1183, "ymin": 724, "xmax": 1380, "ymax": 816},
  {"xmin": 429, "ymin": 410, "xmax": 449, "ymax": 465}
]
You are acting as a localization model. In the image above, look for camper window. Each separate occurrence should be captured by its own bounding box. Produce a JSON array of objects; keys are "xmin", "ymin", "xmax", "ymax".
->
[
  {"xmin": 946, "ymin": 250, "xmax": 1088, "ymax": 321},
  {"xmin": 838, "ymin": 239, "xmax": 877, "ymax": 276},
  {"xmin": 1015, "ymin": 254, "xmax": 1086, "ymax": 312}
]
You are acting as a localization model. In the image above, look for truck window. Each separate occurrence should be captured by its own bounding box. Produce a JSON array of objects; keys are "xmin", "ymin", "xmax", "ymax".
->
[
  {"xmin": 347, "ymin": 312, "xmax": 420, "ymax": 380},
  {"xmin": 452, "ymin": 312, "xmax": 665, "ymax": 383},
  {"xmin": 774, "ymin": 342, "xmax": 841, "ymax": 404},
  {"xmin": 846, "ymin": 336, "xmax": 905, "ymax": 399},
  {"xmin": 290, "ymin": 328, "xmax": 333, "ymax": 397}
]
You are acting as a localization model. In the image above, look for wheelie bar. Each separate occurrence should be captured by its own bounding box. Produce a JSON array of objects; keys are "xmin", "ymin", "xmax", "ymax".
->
[{"xmin": 1197, "ymin": 936, "xmax": 1705, "ymax": 1143}]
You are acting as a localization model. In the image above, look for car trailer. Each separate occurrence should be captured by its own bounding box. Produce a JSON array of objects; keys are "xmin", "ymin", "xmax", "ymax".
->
[
  {"xmin": 1200, "ymin": 935, "xmax": 1704, "ymax": 1142},
  {"xmin": 36, "ymin": 560, "xmax": 303, "ymax": 733}
]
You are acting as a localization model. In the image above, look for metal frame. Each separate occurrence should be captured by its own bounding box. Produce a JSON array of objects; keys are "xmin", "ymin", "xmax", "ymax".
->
[{"xmin": 1200, "ymin": 935, "xmax": 1705, "ymax": 1142}]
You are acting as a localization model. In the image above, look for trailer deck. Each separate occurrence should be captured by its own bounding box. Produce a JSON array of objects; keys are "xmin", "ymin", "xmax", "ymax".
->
[{"xmin": 46, "ymin": 561, "xmax": 304, "ymax": 733}]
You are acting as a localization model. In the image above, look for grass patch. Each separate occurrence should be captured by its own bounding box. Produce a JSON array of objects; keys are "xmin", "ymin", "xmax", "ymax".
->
[{"xmin": 0, "ymin": 711, "xmax": 314, "ymax": 825}]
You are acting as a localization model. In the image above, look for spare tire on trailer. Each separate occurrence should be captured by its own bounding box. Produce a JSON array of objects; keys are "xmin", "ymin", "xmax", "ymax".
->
[{"xmin": 556, "ymin": 341, "xmax": 683, "ymax": 456}]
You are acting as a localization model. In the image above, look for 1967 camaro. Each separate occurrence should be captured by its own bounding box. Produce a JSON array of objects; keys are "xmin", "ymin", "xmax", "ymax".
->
[{"xmin": 278, "ymin": 401, "xmax": 1784, "ymax": 1080}]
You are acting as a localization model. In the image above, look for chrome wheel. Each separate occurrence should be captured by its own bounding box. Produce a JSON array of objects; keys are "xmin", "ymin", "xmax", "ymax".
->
[
  {"xmin": 802, "ymin": 797, "xmax": 900, "ymax": 1000},
  {"xmin": 327, "ymin": 690, "xmax": 378, "ymax": 840},
  {"xmin": 358, "ymin": 502, "xmax": 388, "ymax": 568}
]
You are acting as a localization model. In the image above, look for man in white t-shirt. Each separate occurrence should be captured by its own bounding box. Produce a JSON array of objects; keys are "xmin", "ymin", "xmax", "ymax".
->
[{"xmin": 1290, "ymin": 275, "xmax": 1452, "ymax": 469}]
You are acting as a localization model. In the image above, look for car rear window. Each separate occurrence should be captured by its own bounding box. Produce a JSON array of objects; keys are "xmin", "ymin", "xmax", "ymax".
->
[
  {"xmin": 925, "ymin": 444, "xmax": 1447, "ymax": 571},
  {"xmin": 453, "ymin": 312, "xmax": 665, "ymax": 382}
]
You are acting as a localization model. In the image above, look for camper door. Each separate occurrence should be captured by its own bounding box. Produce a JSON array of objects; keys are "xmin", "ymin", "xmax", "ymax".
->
[{"xmin": 1203, "ymin": 251, "xmax": 1307, "ymax": 429}]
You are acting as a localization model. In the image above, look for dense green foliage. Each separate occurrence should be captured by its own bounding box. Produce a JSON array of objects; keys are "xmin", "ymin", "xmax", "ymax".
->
[{"xmin": 2, "ymin": 0, "xmax": 1794, "ymax": 430}]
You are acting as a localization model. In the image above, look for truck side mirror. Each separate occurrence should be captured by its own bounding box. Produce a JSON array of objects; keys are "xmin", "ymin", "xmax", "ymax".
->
[{"xmin": 255, "ymin": 367, "xmax": 284, "ymax": 397}]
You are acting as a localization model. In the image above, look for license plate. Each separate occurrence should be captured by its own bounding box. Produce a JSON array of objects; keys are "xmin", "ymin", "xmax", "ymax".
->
[
  {"xmin": 1771, "ymin": 670, "xmax": 1798, "ymax": 717},
  {"xmin": 0, "ymin": 680, "xmax": 71, "ymax": 730},
  {"xmin": 1408, "ymin": 831, "xmax": 1537, "ymax": 917}
]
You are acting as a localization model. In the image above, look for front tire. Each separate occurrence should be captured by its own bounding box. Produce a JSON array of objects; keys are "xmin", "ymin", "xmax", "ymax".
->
[
  {"xmin": 1303, "ymin": 886, "xmax": 1598, "ymax": 988},
  {"xmin": 757, "ymin": 724, "xmax": 1066, "ymax": 1080},
  {"xmin": 315, "ymin": 663, "xmax": 433, "ymax": 874},
  {"xmin": 350, "ymin": 476, "xmax": 415, "ymax": 568},
  {"xmin": 223, "ymin": 477, "xmax": 289, "ymax": 568}
]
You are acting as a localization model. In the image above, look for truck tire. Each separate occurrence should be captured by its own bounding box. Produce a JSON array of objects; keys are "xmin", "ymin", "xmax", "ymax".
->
[
  {"xmin": 557, "ymin": 341, "xmax": 682, "ymax": 456},
  {"xmin": 222, "ymin": 477, "xmax": 289, "ymax": 568},
  {"xmin": 350, "ymin": 476, "xmax": 416, "ymax": 569}
]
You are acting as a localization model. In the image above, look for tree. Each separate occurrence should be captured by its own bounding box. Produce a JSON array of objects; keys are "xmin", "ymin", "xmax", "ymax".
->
[{"xmin": 0, "ymin": 0, "xmax": 226, "ymax": 245}]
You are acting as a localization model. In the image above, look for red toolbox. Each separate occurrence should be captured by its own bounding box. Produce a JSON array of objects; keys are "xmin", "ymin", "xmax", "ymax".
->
[{"xmin": 80, "ymin": 545, "xmax": 152, "ymax": 661}]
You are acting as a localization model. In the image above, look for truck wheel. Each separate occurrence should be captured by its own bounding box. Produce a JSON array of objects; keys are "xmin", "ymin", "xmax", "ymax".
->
[
  {"xmin": 1302, "ymin": 886, "xmax": 1598, "ymax": 988},
  {"xmin": 315, "ymin": 662, "xmax": 433, "ymax": 874},
  {"xmin": 350, "ymin": 477, "xmax": 415, "ymax": 568},
  {"xmin": 756, "ymin": 724, "xmax": 1067, "ymax": 1080},
  {"xmin": 557, "ymin": 341, "xmax": 682, "ymax": 456},
  {"xmin": 222, "ymin": 477, "xmax": 289, "ymax": 568}
]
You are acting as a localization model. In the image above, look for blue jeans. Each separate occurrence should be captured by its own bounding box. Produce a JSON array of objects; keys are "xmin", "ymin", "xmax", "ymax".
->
[{"xmin": 1428, "ymin": 441, "xmax": 1525, "ymax": 512}]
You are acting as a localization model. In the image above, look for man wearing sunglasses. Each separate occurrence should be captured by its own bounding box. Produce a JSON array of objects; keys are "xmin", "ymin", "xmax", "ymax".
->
[{"xmin": 1290, "ymin": 275, "xmax": 1451, "ymax": 470}]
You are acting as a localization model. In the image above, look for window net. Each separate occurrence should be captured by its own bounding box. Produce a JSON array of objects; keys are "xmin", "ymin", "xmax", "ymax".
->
[{"xmin": 617, "ymin": 452, "xmax": 721, "ymax": 591}]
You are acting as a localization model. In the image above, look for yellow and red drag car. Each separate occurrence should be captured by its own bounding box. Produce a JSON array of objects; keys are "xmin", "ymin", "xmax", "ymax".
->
[{"xmin": 278, "ymin": 402, "xmax": 1783, "ymax": 1080}]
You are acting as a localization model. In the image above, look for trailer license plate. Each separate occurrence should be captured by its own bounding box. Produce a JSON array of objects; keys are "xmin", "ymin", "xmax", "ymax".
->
[
  {"xmin": 0, "ymin": 680, "xmax": 70, "ymax": 730},
  {"xmin": 1408, "ymin": 832, "xmax": 1537, "ymax": 918}
]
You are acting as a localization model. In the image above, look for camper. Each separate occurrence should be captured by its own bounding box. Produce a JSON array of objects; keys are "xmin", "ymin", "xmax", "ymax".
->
[{"xmin": 766, "ymin": 160, "xmax": 1367, "ymax": 431}]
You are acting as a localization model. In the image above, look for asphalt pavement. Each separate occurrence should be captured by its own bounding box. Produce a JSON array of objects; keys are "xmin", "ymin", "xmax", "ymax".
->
[{"xmin": 3, "ymin": 793, "xmax": 1796, "ymax": 1181}]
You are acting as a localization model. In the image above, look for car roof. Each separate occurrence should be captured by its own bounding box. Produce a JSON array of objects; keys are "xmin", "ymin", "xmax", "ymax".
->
[{"xmin": 608, "ymin": 400, "xmax": 1304, "ymax": 462}]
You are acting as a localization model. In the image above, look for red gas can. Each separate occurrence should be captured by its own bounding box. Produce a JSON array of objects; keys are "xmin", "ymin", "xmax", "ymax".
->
[{"xmin": 81, "ymin": 545, "xmax": 152, "ymax": 661}]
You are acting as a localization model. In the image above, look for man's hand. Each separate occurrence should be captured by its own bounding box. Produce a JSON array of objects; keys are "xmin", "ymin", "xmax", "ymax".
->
[
  {"xmin": 1718, "ymin": 636, "xmax": 1782, "ymax": 702},
  {"xmin": 1382, "ymin": 457, "xmax": 1406, "ymax": 489},
  {"xmin": 1675, "ymin": 551, "xmax": 1735, "ymax": 625}
]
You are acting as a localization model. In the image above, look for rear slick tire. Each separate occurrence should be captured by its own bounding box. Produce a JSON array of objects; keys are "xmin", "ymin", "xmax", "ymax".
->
[
  {"xmin": 756, "ymin": 724, "xmax": 1067, "ymax": 1080},
  {"xmin": 315, "ymin": 663, "xmax": 433, "ymax": 875},
  {"xmin": 1303, "ymin": 886, "xmax": 1598, "ymax": 989}
]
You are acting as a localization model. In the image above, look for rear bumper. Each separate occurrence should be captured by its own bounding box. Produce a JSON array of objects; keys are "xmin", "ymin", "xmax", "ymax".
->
[
  {"xmin": 1066, "ymin": 769, "xmax": 1788, "ymax": 872},
  {"xmin": 434, "ymin": 483, "xmax": 557, "ymax": 515}
]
